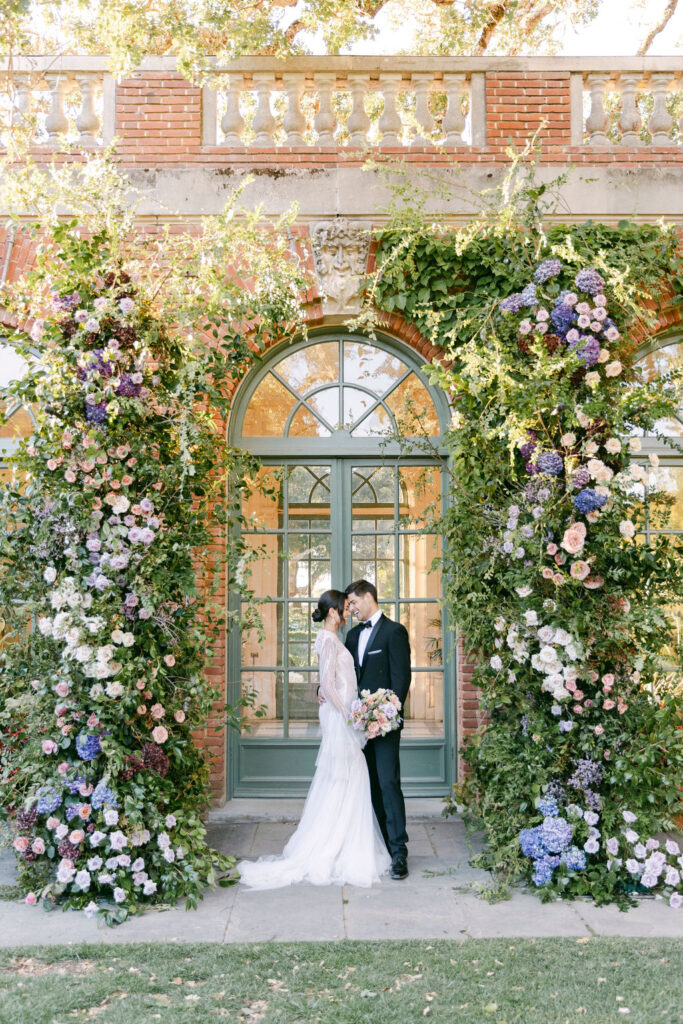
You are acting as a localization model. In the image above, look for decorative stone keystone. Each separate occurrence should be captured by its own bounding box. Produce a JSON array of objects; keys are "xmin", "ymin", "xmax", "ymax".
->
[{"xmin": 310, "ymin": 219, "xmax": 371, "ymax": 314}]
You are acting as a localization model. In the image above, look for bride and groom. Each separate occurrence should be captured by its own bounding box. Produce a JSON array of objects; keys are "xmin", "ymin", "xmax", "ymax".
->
[{"xmin": 238, "ymin": 579, "xmax": 412, "ymax": 890}]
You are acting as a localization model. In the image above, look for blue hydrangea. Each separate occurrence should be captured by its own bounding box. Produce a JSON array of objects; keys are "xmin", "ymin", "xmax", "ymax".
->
[
  {"xmin": 92, "ymin": 781, "xmax": 118, "ymax": 810},
  {"xmin": 64, "ymin": 775, "xmax": 86, "ymax": 795},
  {"xmin": 536, "ymin": 451, "xmax": 564, "ymax": 476},
  {"xmin": 499, "ymin": 293, "xmax": 525, "ymax": 314},
  {"xmin": 574, "ymin": 268, "xmax": 605, "ymax": 296},
  {"xmin": 534, "ymin": 259, "xmax": 563, "ymax": 283},
  {"xmin": 85, "ymin": 401, "xmax": 107, "ymax": 425},
  {"xmin": 75, "ymin": 731, "xmax": 102, "ymax": 761},
  {"xmin": 532, "ymin": 856, "xmax": 556, "ymax": 886},
  {"xmin": 35, "ymin": 785, "xmax": 62, "ymax": 814},
  {"xmin": 538, "ymin": 796, "xmax": 559, "ymax": 817},
  {"xmin": 550, "ymin": 303, "xmax": 575, "ymax": 337},
  {"xmin": 540, "ymin": 815, "xmax": 573, "ymax": 853},
  {"xmin": 573, "ymin": 488, "xmax": 608, "ymax": 515},
  {"xmin": 65, "ymin": 803, "xmax": 80, "ymax": 821},
  {"xmin": 561, "ymin": 846, "xmax": 587, "ymax": 871},
  {"xmin": 520, "ymin": 283, "xmax": 537, "ymax": 307},
  {"xmin": 519, "ymin": 826, "xmax": 545, "ymax": 859}
]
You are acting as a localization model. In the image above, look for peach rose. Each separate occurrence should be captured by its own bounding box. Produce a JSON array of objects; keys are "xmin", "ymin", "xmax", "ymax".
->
[
  {"xmin": 164, "ymin": 655, "xmax": 175, "ymax": 667},
  {"xmin": 570, "ymin": 560, "xmax": 590, "ymax": 581},
  {"xmin": 560, "ymin": 522, "xmax": 586, "ymax": 555},
  {"xmin": 174, "ymin": 709, "xmax": 186, "ymax": 723},
  {"xmin": 152, "ymin": 725, "xmax": 168, "ymax": 744}
]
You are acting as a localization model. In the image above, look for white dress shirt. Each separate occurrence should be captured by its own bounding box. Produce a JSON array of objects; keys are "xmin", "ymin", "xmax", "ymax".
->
[{"xmin": 358, "ymin": 609, "xmax": 383, "ymax": 665}]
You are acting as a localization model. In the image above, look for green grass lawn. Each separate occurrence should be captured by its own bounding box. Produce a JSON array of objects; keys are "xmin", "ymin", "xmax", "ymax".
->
[{"xmin": 0, "ymin": 938, "xmax": 681, "ymax": 1024}]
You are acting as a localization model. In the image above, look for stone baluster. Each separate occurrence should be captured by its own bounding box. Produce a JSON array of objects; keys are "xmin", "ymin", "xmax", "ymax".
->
[
  {"xmin": 314, "ymin": 73, "xmax": 337, "ymax": 145},
  {"xmin": 585, "ymin": 73, "xmax": 610, "ymax": 145},
  {"xmin": 44, "ymin": 74, "xmax": 69, "ymax": 144},
  {"xmin": 412, "ymin": 73, "xmax": 435, "ymax": 145},
  {"xmin": 617, "ymin": 73, "xmax": 642, "ymax": 146},
  {"xmin": 346, "ymin": 73, "xmax": 370, "ymax": 147},
  {"xmin": 11, "ymin": 74, "xmax": 31, "ymax": 130},
  {"xmin": 221, "ymin": 75, "xmax": 245, "ymax": 146},
  {"xmin": 441, "ymin": 73, "xmax": 467, "ymax": 146},
  {"xmin": 377, "ymin": 73, "xmax": 403, "ymax": 145},
  {"xmin": 252, "ymin": 72, "xmax": 277, "ymax": 146},
  {"xmin": 648, "ymin": 73, "xmax": 673, "ymax": 145},
  {"xmin": 282, "ymin": 73, "xmax": 306, "ymax": 146},
  {"xmin": 75, "ymin": 74, "xmax": 101, "ymax": 147}
]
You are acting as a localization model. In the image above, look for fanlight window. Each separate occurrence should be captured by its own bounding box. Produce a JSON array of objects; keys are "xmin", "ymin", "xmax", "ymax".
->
[{"xmin": 241, "ymin": 340, "xmax": 441, "ymax": 438}]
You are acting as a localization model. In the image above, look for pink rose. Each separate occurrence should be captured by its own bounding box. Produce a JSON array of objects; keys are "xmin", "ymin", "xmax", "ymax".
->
[
  {"xmin": 618, "ymin": 703, "xmax": 628, "ymax": 715},
  {"xmin": 55, "ymin": 681, "xmax": 70, "ymax": 697},
  {"xmin": 367, "ymin": 722, "xmax": 380, "ymax": 738},
  {"xmin": 560, "ymin": 522, "xmax": 586, "ymax": 555},
  {"xmin": 57, "ymin": 761, "xmax": 70, "ymax": 774},
  {"xmin": 13, "ymin": 836, "xmax": 29, "ymax": 852},
  {"xmin": 573, "ymin": 704, "xmax": 583, "ymax": 715},
  {"xmin": 565, "ymin": 680, "xmax": 577, "ymax": 692},
  {"xmin": 542, "ymin": 567, "xmax": 555, "ymax": 580},
  {"xmin": 583, "ymin": 576, "xmax": 604, "ymax": 590},
  {"xmin": 47, "ymin": 459, "xmax": 59, "ymax": 471},
  {"xmin": 69, "ymin": 829, "xmax": 85, "ymax": 845},
  {"xmin": 31, "ymin": 838, "xmax": 46, "ymax": 854},
  {"xmin": 64, "ymin": 469, "xmax": 77, "ymax": 483},
  {"xmin": 150, "ymin": 703, "xmax": 165, "ymax": 720},
  {"xmin": 604, "ymin": 749, "xmax": 611, "ymax": 759},
  {"xmin": 570, "ymin": 560, "xmax": 591, "ymax": 581},
  {"xmin": 46, "ymin": 817, "xmax": 60, "ymax": 830},
  {"xmin": 121, "ymin": 475, "xmax": 134, "ymax": 486},
  {"xmin": 594, "ymin": 724, "xmax": 604, "ymax": 735},
  {"xmin": 553, "ymin": 573, "xmax": 565, "ymax": 586},
  {"xmin": 164, "ymin": 655, "xmax": 175, "ymax": 667},
  {"xmin": 602, "ymin": 673, "xmax": 615, "ymax": 687},
  {"xmin": 574, "ymin": 690, "xmax": 584, "ymax": 701},
  {"xmin": 136, "ymin": 679, "xmax": 146, "ymax": 690},
  {"xmin": 603, "ymin": 699, "xmax": 615, "ymax": 710},
  {"xmin": 25, "ymin": 892, "xmax": 38, "ymax": 905},
  {"xmin": 79, "ymin": 805, "xmax": 92, "ymax": 819},
  {"xmin": 42, "ymin": 740, "xmax": 58, "ymax": 754},
  {"xmin": 152, "ymin": 725, "xmax": 169, "ymax": 744},
  {"xmin": 137, "ymin": 705, "xmax": 147, "ymax": 716},
  {"xmin": 546, "ymin": 543, "xmax": 558, "ymax": 555},
  {"xmin": 174, "ymin": 709, "xmax": 186, "ymax": 723}
]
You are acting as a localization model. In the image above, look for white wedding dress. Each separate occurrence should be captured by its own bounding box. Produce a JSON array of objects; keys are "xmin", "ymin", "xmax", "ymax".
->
[{"xmin": 238, "ymin": 629, "xmax": 391, "ymax": 889}]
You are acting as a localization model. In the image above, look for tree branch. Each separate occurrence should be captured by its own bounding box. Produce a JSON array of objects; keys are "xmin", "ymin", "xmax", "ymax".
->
[
  {"xmin": 637, "ymin": 0, "xmax": 679, "ymax": 55},
  {"xmin": 473, "ymin": 3, "xmax": 508, "ymax": 54}
]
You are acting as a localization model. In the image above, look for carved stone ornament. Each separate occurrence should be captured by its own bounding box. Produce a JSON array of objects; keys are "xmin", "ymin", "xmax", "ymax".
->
[{"xmin": 310, "ymin": 219, "xmax": 371, "ymax": 315}]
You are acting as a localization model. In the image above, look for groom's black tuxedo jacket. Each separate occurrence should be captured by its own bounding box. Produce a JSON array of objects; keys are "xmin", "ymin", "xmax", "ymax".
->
[{"xmin": 345, "ymin": 614, "xmax": 412, "ymax": 722}]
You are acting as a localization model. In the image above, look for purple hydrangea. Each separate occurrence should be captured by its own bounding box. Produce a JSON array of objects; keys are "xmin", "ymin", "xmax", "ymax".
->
[
  {"xmin": 75, "ymin": 731, "xmax": 102, "ymax": 761},
  {"xmin": 65, "ymin": 803, "xmax": 80, "ymax": 821},
  {"xmin": 571, "ymin": 466, "xmax": 591, "ymax": 489},
  {"xmin": 550, "ymin": 303, "xmax": 576, "ymax": 337},
  {"xmin": 117, "ymin": 373, "xmax": 140, "ymax": 398},
  {"xmin": 534, "ymin": 259, "xmax": 563, "ymax": 283},
  {"xmin": 576, "ymin": 336, "xmax": 601, "ymax": 366},
  {"xmin": 569, "ymin": 757, "xmax": 603, "ymax": 791},
  {"xmin": 573, "ymin": 488, "xmax": 608, "ymax": 514},
  {"xmin": 86, "ymin": 401, "xmax": 107, "ymax": 425},
  {"xmin": 35, "ymin": 785, "xmax": 63, "ymax": 814},
  {"xmin": 64, "ymin": 775, "xmax": 87, "ymax": 795},
  {"xmin": 574, "ymin": 268, "xmax": 605, "ymax": 296},
  {"xmin": 499, "ymin": 293, "xmax": 526, "ymax": 314},
  {"xmin": 561, "ymin": 846, "xmax": 587, "ymax": 871},
  {"xmin": 536, "ymin": 451, "xmax": 564, "ymax": 476},
  {"xmin": 519, "ymin": 430, "xmax": 538, "ymax": 461}
]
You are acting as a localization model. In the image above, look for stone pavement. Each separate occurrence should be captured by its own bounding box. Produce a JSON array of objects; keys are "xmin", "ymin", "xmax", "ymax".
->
[{"xmin": 0, "ymin": 800, "xmax": 680, "ymax": 945}]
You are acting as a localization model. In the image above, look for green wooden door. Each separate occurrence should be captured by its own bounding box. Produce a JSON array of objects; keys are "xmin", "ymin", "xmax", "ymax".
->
[{"xmin": 227, "ymin": 331, "xmax": 456, "ymax": 796}]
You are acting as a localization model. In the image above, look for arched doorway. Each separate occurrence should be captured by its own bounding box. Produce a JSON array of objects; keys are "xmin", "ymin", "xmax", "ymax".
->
[{"xmin": 227, "ymin": 329, "xmax": 456, "ymax": 796}]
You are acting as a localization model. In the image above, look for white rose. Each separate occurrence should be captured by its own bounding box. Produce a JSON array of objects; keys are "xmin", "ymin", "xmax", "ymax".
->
[
  {"xmin": 106, "ymin": 681, "xmax": 125, "ymax": 698},
  {"xmin": 619, "ymin": 520, "xmax": 636, "ymax": 539},
  {"xmin": 560, "ymin": 433, "xmax": 576, "ymax": 447},
  {"xmin": 598, "ymin": 348, "xmax": 610, "ymax": 363},
  {"xmin": 523, "ymin": 610, "xmax": 538, "ymax": 626},
  {"xmin": 43, "ymin": 567, "xmax": 57, "ymax": 583},
  {"xmin": 576, "ymin": 408, "xmax": 590, "ymax": 428},
  {"xmin": 490, "ymin": 655, "xmax": 503, "ymax": 671},
  {"xmin": 585, "ymin": 441, "xmax": 600, "ymax": 456},
  {"xmin": 604, "ymin": 438, "xmax": 622, "ymax": 455},
  {"xmin": 629, "ymin": 437, "xmax": 642, "ymax": 453},
  {"xmin": 37, "ymin": 617, "xmax": 53, "ymax": 636},
  {"xmin": 605, "ymin": 360, "xmax": 622, "ymax": 378},
  {"xmin": 89, "ymin": 684, "xmax": 104, "ymax": 699},
  {"xmin": 585, "ymin": 372, "xmax": 600, "ymax": 389},
  {"xmin": 75, "ymin": 645, "xmax": 93, "ymax": 663},
  {"xmin": 630, "ymin": 463, "xmax": 646, "ymax": 481},
  {"xmin": 111, "ymin": 629, "xmax": 124, "ymax": 644},
  {"xmin": 537, "ymin": 626, "xmax": 555, "ymax": 644},
  {"xmin": 122, "ymin": 632, "xmax": 134, "ymax": 647}
]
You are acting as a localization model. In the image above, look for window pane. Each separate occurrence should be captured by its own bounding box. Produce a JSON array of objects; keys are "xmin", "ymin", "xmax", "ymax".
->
[
  {"xmin": 307, "ymin": 387, "xmax": 340, "ymax": 429},
  {"xmin": 0, "ymin": 345, "xmax": 30, "ymax": 387},
  {"xmin": 242, "ymin": 534, "xmax": 284, "ymax": 598},
  {"xmin": 343, "ymin": 341, "xmax": 407, "ymax": 394},
  {"xmin": 399, "ymin": 465, "xmax": 441, "ymax": 525},
  {"xmin": 242, "ymin": 671, "xmax": 284, "ymax": 737},
  {"xmin": 402, "ymin": 671, "xmax": 444, "ymax": 736},
  {"xmin": 648, "ymin": 465, "xmax": 683, "ymax": 531},
  {"xmin": 352, "ymin": 466, "xmax": 395, "ymax": 506},
  {"xmin": 241, "ymin": 602, "xmax": 283, "ymax": 669},
  {"xmin": 277, "ymin": 342, "xmax": 339, "ymax": 395},
  {"xmin": 351, "ymin": 406, "xmax": 392, "ymax": 437},
  {"xmin": 399, "ymin": 602, "xmax": 443, "ymax": 667},
  {"xmin": 287, "ymin": 533, "xmax": 332, "ymax": 599},
  {"xmin": 287, "ymin": 671, "xmax": 322, "ymax": 736},
  {"xmin": 241, "ymin": 373, "xmax": 295, "ymax": 436},
  {"xmin": 343, "ymin": 386, "xmax": 378, "ymax": 428},
  {"xmin": 398, "ymin": 535, "xmax": 442, "ymax": 599},
  {"xmin": 289, "ymin": 405, "xmax": 331, "ymax": 437},
  {"xmin": 242, "ymin": 466, "xmax": 284, "ymax": 530},
  {"xmin": 637, "ymin": 343, "xmax": 683, "ymax": 436},
  {"xmin": 385, "ymin": 373, "xmax": 441, "ymax": 435},
  {"xmin": 287, "ymin": 465, "xmax": 331, "ymax": 505}
]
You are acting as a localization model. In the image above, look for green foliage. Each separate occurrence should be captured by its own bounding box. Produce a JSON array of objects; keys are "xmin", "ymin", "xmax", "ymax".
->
[{"xmin": 0, "ymin": 167, "xmax": 309, "ymax": 921}]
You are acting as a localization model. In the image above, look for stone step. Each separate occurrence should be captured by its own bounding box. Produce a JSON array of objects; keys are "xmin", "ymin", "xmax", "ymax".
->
[{"xmin": 208, "ymin": 797, "xmax": 454, "ymax": 824}]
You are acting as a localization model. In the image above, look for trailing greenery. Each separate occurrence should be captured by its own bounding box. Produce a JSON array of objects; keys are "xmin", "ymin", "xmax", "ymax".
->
[
  {"xmin": 365, "ymin": 166, "xmax": 683, "ymax": 907},
  {"xmin": 0, "ymin": 158, "xmax": 309, "ymax": 922}
]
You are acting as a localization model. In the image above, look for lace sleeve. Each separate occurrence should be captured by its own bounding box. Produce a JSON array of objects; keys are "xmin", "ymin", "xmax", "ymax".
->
[{"xmin": 317, "ymin": 635, "xmax": 349, "ymax": 716}]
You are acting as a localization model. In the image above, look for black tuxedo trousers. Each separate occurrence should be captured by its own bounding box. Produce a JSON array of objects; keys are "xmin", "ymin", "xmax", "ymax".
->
[{"xmin": 345, "ymin": 615, "xmax": 411, "ymax": 859}]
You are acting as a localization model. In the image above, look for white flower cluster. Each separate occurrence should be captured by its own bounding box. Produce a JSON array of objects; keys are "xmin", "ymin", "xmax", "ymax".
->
[{"xmin": 493, "ymin": 615, "xmax": 582, "ymax": 701}]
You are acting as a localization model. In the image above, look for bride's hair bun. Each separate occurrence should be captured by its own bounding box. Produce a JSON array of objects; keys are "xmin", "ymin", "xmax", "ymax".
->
[{"xmin": 312, "ymin": 589, "xmax": 347, "ymax": 624}]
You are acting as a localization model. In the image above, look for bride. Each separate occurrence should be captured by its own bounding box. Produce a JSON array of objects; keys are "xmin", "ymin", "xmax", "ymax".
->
[{"xmin": 238, "ymin": 590, "xmax": 391, "ymax": 890}]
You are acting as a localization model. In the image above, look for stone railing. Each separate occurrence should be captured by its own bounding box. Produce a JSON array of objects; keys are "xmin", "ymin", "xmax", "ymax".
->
[
  {"xmin": 0, "ymin": 57, "xmax": 115, "ymax": 148},
  {"xmin": 1, "ymin": 56, "xmax": 682, "ymax": 152}
]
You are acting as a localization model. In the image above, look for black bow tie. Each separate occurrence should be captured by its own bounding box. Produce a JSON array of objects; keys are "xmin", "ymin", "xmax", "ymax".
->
[{"xmin": 360, "ymin": 620, "xmax": 373, "ymax": 630}]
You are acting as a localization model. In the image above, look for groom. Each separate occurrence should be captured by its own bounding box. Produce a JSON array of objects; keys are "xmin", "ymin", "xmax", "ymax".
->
[{"xmin": 344, "ymin": 580, "xmax": 411, "ymax": 880}]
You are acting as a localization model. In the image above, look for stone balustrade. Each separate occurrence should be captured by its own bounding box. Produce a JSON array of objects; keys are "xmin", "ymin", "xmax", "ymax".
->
[{"xmin": 0, "ymin": 56, "xmax": 682, "ymax": 154}]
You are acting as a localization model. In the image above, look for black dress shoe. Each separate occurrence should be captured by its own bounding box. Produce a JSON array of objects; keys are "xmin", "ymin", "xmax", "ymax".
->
[{"xmin": 390, "ymin": 855, "xmax": 408, "ymax": 880}]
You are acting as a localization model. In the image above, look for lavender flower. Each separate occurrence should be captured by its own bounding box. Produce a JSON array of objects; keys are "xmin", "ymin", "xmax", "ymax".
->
[
  {"xmin": 519, "ymin": 826, "xmax": 545, "ymax": 859},
  {"xmin": 499, "ymin": 293, "xmax": 526, "ymax": 314},
  {"xmin": 91, "ymin": 781, "xmax": 118, "ymax": 810},
  {"xmin": 577, "ymin": 336, "xmax": 601, "ymax": 366},
  {"xmin": 538, "ymin": 796, "xmax": 559, "ymax": 817},
  {"xmin": 532, "ymin": 856, "xmax": 556, "ymax": 886},
  {"xmin": 574, "ymin": 268, "xmax": 605, "ymax": 296},
  {"xmin": 117, "ymin": 373, "xmax": 141, "ymax": 398},
  {"xmin": 569, "ymin": 757, "xmax": 603, "ymax": 791},
  {"xmin": 570, "ymin": 466, "xmax": 591, "ymax": 490}
]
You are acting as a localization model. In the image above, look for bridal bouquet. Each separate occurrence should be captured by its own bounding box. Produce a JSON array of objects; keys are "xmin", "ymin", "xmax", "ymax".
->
[{"xmin": 349, "ymin": 688, "xmax": 402, "ymax": 739}]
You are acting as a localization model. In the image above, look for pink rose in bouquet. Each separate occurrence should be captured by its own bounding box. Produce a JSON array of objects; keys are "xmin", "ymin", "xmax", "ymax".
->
[{"xmin": 349, "ymin": 688, "xmax": 402, "ymax": 739}]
